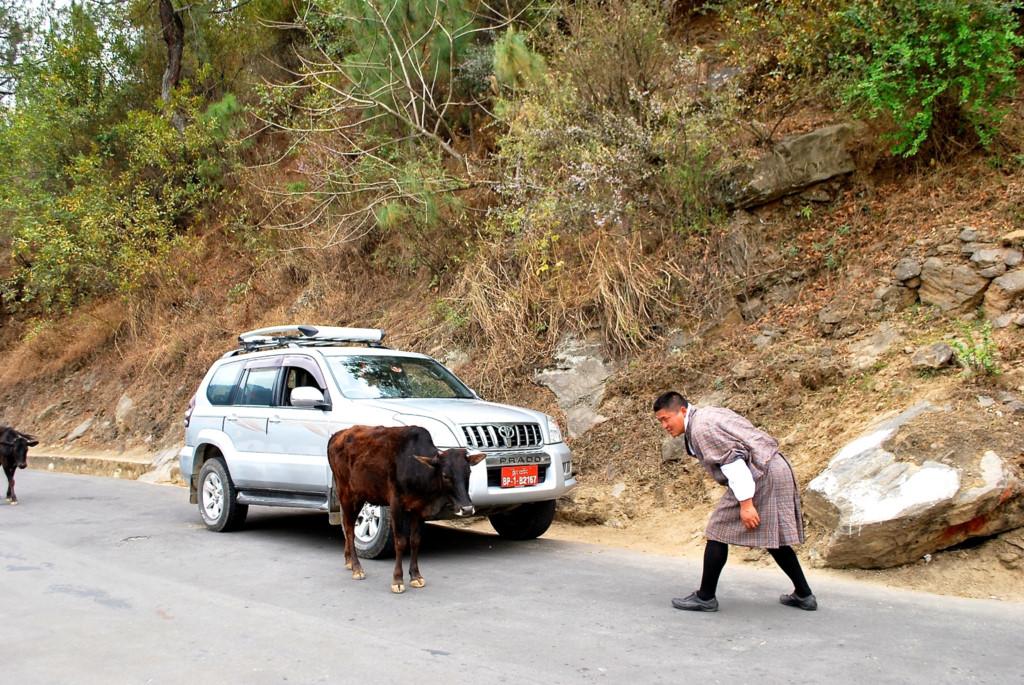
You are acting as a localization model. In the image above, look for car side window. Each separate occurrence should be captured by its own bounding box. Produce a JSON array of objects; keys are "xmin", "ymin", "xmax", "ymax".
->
[
  {"xmin": 283, "ymin": 366, "xmax": 321, "ymax": 406},
  {"xmin": 207, "ymin": 362, "xmax": 243, "ymax": 406},
  {"xmin": 237, "ymin": 368, "xmax": 279, "ymax": 406}
]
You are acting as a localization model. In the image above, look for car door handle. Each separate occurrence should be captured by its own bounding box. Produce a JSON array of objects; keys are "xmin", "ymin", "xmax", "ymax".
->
[
  {"xmin": 268, "ymin": 416, "xmax": 281, "ymax": 424},
  {"xmin": 226, "ymin": 415, "xmax": 239, "ymax": 423}
]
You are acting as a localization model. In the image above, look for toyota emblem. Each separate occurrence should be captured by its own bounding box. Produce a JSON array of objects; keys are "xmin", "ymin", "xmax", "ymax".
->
[{"xmin": 498, "ymin": 425, "xmax": 514, "ymax": 444}]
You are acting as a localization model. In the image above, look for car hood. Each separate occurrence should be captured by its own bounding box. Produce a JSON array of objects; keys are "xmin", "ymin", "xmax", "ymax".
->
[{"xmin": 358, "ymin": 398, "xmax": 546, "ymax": 426}]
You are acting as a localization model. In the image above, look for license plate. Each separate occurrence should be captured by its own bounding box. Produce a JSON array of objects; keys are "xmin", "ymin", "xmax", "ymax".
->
[{"xmin": 500, "ymin": 465, "xmax": 538, "ymax": 488}]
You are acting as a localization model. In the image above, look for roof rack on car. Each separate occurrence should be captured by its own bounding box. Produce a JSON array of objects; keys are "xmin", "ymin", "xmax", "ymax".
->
[{"xmin": 226, "ymin": 325, "xmax": 387, "ymax": 356}]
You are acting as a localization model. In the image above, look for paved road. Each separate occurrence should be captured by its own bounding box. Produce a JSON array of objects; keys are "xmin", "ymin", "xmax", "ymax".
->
[{"xmin": 2, "ymin": 471, "xmax": 1020, "ymax": 684}]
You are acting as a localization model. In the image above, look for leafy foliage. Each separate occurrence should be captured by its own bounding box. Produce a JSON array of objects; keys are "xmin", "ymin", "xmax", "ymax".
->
[
  {"xmin": 0, "ymin": 3, "xmax": 239, "ymax": 310},
  {"xmin": 949, "ymin": 319, "xmax": 1001, "ymax": 376},
  {"xmin": 837, "ymin": 0, "xmax": 1023, "ymax": 156},
  {"xmin": 721, "ymin": 0, "xmax": 1023, "ymax": 156}
]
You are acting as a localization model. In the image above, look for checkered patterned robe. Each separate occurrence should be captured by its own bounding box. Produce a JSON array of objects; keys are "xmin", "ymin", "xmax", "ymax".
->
[{"xmin": 684, "ymin": 406, "xmax": 804, "ymax": 548}]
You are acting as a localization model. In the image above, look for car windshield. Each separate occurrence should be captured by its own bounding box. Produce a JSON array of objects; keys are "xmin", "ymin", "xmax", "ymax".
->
[{"xmin": 327, "ymin": 355, "xmax": 474, "ymax": 399}]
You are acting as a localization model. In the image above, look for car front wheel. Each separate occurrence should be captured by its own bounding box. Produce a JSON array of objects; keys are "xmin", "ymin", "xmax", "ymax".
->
[
  {"xmin": 489, "ymin": 500, "xmax": 556, "ymax": 540},
  {"xmin": 352, "ymin": 503, "xmax": 395, "ymax": 559},
  {"xmin": 198, "ymin": 458, "xmax": 248, "ymax": 532}
]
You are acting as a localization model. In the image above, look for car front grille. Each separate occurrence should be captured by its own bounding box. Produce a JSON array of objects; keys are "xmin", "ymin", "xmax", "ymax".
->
[{"xmin": 462, "ymin": 423, "xmax": 542, "ymax": 449}]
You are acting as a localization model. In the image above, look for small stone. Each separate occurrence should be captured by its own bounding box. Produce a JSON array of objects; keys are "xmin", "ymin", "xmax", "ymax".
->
[
  {"xmin": 1006, "ymin": 250, "xmax": 1023, "ymax": 268},
  {"xmin": 997, "ymin": 552, "xmax": 1021, "ymax": 570},
  {"xmin": 910, "ymin": 343, "xmax": 954, "ymax": 370},
  {"xmin": 1005, "ymin": 400, "xmax": 1024, "ymax": 415},
  {"xmin": 959, "ymin": 227, "xmax": 980, "ymax": 242},
  {"xmin": 1015, "ymin": 313, "xmax": 1024, "ymax": 327},
  {"xmin": 610, "ymin": 482, "xmax": 626, "ymax": 498},
  {"xmin": 993, "ymin": 313, "xmax": 1015, "ymax": 329},
  {"xmin": 904, "ymin": 276, "xmax": 921, "ymax": 289},
  {"xmin": 977, "ymin": 396, "xmax": 995, "ymax": 408},
  {"xmin": 664, "ymin": 328, "xmax": 692, "ymax": 352},
  {"xmin": 978, "ymin": 264, "xmax": 1008, "ymax": 279},
  {"xmin": 733, "ymin": 360, "xmax": 759, "ymax": 380},
  {"xmin": 1000, "ymin": 229, "xmax": 1024, "ymax": 247},
  {"xmin": 893, "ymin": 258, "xmax": 922, "ymax": 282}
]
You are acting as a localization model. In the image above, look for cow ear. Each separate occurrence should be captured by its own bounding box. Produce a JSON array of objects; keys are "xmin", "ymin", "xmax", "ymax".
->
[
  {"xmin": 414, "ymin": 455, "xmax": 440, "ymax": 469},
  {"xmin": 24, "ymin": 434, "xmax": 39, "ymax": 447},
  {"xmin": 466, "ymin": 450, "xmax": 486, "ymax": 466}
]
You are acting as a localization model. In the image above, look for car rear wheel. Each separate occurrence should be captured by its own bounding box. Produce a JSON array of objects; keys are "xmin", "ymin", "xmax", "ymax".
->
[
  {"xmin": 489, "ymin": 500, "xmax": 556, "ymax": 540},
  {"xmin": 198, "ymin": 458, "xmax": 248, "ymax": 532},
  {"xmin": 352, "ymin": 503, "xmax": 394, "ymax": 559}
]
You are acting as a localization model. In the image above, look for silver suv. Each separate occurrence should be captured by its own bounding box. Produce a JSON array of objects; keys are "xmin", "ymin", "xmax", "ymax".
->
[{"xmin": 179, "ymin": 325, "xmax": 576, "ymax": 557}]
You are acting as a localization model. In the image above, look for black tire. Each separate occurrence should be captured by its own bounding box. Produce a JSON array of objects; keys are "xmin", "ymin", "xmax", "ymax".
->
[
  {"xmin": 352, "ymin": 503, "xmax": 395, "ymax": 559},
  {"xmin": 198, "ymin": 458, "xmax": 248, "ymax": 532},
  {"xmin": 489, "ymin": 500, "xmax": 556, "ymax": 540}
]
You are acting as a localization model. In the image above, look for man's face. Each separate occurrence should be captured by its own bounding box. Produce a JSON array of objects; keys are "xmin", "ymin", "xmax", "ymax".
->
[{"xmin": 655, "ymin": 407, "xmax": 686, "ymax": 438}]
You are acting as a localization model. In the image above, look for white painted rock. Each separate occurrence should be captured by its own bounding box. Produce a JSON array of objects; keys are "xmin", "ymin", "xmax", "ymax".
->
[{"xmin": 805, "ymin": 402, "xmax": 1024, "ymax": 568}]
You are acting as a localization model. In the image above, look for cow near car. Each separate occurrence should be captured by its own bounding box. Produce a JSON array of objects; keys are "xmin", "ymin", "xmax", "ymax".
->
[
  {"xmin": 1, "ymin": 426, "xmax": 39, "ymax": 505},
  {"xmin": 327, "ymin": 425, "xmax": 485, "ymax": 593}
]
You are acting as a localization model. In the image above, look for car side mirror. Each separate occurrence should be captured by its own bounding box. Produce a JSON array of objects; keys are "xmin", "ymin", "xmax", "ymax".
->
[{"xmin": 291, "ymin": 386, "xmax": 330, "ymax": 409}]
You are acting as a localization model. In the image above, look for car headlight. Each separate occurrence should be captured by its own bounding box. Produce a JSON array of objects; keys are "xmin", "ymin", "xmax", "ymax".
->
[{"xmin": 545, "ymin": 415, "xmax": 564, "ymax": 444}]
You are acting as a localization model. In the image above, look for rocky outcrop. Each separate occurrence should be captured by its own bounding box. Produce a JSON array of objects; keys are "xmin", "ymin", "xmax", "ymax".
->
[
  {"xmin": 984, "ymin": 269, "xmax": 1024, "ymax": 317},
  {"xmin": 918, "ymin": 257, "xmax": 990, "ymax": 312},
  {"xmin": 805, "ymin": 401, "xmax": 1024, "ymax": 569},
  {"xmin": 535, "ymin": 335, "xmax": 615, "ymax": 438},
  {"xmin": 717, "ymin": 124, "xmax": 856, "ymax": 209}
]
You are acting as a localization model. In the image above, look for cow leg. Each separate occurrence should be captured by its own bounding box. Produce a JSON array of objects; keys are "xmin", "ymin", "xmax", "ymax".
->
[
  {"xmin": 390, "ymin": 498, "xmax": 408, "ymax": 594},
  {"xmin": 4, "ymin": 465, "xmax": 15, "ymax": 504},
  {"xmin": 340, "ymin": 498, "xmax": 365, "ymax": 580},
  {"xmin": 408, "ymin": 513, "xmax": 425, "ymax": 589}
]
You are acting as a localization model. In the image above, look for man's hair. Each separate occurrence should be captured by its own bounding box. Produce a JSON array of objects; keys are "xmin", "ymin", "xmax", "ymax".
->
[{"xmin": 653, "ymin": 391, "xmax": 688, "ymax": 413}]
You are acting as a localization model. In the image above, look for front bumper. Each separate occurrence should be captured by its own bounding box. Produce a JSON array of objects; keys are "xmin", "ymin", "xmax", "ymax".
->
[{"xmin": 465, "ymin": 441, "xmax": 576, "ymax": 509}]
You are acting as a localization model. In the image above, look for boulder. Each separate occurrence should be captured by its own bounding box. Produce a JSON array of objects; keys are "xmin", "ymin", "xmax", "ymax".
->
[
  {"xmin": 893, "ymin": 258, "xmax": 922, "ymax": 283},
  {"xmin": 805, "ymin": 401, "xmax": 1024, "ymax": 569},
  {"xmin": 910, "ymin": 343, "xmax": 954, "ymax": 370},
  {"xmin": 717, "ymin": 124, "xmax": 856, "ymax": 209},
  {"xmin": 958, "ymin": 227, "xmax": 980, "ymax": 242},
  {"xmin": 983, "ymin": 269, "xmax": 1024, "ymax": 316},
  {"xmin": 535, "ymin": 335, "xmax": 615, "ymax": 438},
  {"xmin": 970, "ymin": 248, "xmax": 1009, "ymax": 279},
  {"xmin": 918, "ymin": 258, "xmax": 990, "ymax": 313}
]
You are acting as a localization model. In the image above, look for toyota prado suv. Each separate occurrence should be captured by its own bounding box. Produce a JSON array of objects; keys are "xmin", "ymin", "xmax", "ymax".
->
[{"xmin": 179, "ymin": 325, "xmax": 576, "ymax": 557}]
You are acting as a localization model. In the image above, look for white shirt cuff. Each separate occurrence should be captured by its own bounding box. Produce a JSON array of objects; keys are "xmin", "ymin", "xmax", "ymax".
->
[{"xmin": 721, "ymin": 459, "xmax": 755, "ymax": 501}]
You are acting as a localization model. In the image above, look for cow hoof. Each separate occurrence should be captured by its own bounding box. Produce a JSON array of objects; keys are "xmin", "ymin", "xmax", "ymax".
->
[
  {"xmin": 391, "ymin": 583, "xmax": 405, "ymax": 594},
  {"xmin": 352, "ymin": 570, "xmax": 366, "ymax": 580},
  {"xmin": 344, "ymin": 561, "xmax": 352, "ymax": 570},
  {"xmin": 9, "ymin": 501, "xmax": 17, "ymax": 506},
  {"xmin": 410, "ymin": 578, "xmax": 425, "ymax": 589}
]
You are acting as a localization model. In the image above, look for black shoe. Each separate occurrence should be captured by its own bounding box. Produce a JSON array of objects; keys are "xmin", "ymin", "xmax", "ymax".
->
[
  {"xmin": 672, "ymin": 592, "xmax": 719, "ymax": 612},
  {"xmin": 779, "ymin": 592, "xmax": 817, "ymax": 611}
]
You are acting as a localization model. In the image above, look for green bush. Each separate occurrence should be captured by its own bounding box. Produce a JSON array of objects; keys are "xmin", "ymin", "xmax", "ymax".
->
[
  {"xmin": 838, "ymin": 0, "xmax": 1023, "ymax": 156},
  {"xmin": 721, "ymin": 0, "xmax": 1023, "ymax": 157},
  {"xmin": 949, "ymin": 319, "xmax": 1001, "ymax": 376}
]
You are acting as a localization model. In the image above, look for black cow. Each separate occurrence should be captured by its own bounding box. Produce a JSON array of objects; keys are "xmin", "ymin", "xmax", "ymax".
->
[
  {"xmin": 327, "ymin": 425, "xmax": 485, "ymax": 593},
  {"xmin": 1, "ymin": 427, "xmax": 39, "ymax": 505}
]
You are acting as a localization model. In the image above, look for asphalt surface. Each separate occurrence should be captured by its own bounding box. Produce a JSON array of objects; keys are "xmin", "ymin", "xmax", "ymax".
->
[{"xmin": 2, "ymin": 470, "xmax": 1021, "ymax": 684}]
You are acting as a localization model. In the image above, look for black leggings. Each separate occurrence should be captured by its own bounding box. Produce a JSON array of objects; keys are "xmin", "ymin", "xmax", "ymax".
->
[{"xmin": 697, "ymin": 540, "xmax": 812, "ymax": 600}]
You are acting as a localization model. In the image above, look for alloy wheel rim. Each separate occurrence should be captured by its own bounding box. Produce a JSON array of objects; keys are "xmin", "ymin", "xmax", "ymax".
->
[
  {"xmin": 354, "ymin": 503, "xmax": 381, "ymax": 543},
  {"xmin": 202, "ymin": 472, "xmax": 224, "ymax": 521}
]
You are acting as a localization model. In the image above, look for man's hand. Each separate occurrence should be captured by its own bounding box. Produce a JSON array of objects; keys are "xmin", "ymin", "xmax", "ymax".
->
[{"xmin": 739, "ymin": 499, "xmax": 760, "ymax": 529}]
